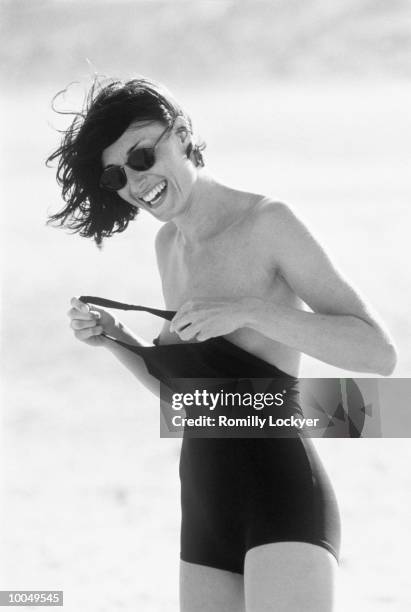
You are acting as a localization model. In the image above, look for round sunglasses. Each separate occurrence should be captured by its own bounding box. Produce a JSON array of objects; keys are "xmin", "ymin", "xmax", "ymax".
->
[{"xmin": 99, "ymin": 123, "xmax": 173, "ymax": 192}]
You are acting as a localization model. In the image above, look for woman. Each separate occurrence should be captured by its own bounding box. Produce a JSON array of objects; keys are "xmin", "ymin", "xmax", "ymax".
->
[{"xmin": 48, "ymin": 77, "xmax": 396, "ymax": 611}]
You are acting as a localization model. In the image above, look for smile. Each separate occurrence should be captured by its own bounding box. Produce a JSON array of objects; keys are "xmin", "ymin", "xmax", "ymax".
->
[{"xmin": 139, "ymin": 180, "xmax": 167, "ymax": 207}]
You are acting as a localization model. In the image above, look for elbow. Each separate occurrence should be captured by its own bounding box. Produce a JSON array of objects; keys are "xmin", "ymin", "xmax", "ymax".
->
[
  {"xmin": 358, "ymin": 318, "xmax": 398, "ymax": 376},
  {"xmin": 374, "ymin": 342, "xmax": 398, "ymax": 377}
]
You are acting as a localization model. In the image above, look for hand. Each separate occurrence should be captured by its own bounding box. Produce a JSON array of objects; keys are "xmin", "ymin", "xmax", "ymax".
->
[
  {"xmin": 67, "ymin": 297, "xmax": 116, "ymax": 347},
  {"xmin": 169, "ymin": 297, "xmax": 261, "ymax": 342}
]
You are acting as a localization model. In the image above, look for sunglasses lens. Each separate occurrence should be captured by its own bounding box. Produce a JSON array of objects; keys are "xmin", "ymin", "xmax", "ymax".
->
[
  {"xmin": 128, "ymin": 148, "xmax": 155, "ymax": 171},
  {"xmin": 99, "ymin": 148, "xmax": 156, "ymax": 191},
  {"xmin": 100, "ymin": 167, "xmax": 127, "ymax": 191}
]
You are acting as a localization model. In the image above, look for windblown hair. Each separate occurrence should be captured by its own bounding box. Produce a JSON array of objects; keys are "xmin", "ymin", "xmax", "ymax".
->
[{"xmin": 46, "ymin": 76, "xmax": 204, "ymax": 246}]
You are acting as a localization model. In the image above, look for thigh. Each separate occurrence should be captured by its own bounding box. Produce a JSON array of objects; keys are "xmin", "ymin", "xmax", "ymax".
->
[
  {"xmin": 180, "ymin": 560, "xmax": 245, "ymax": 612},
  {"xmin": 244, "ymin": 542, "xmax": 338, "ymax": 612}
]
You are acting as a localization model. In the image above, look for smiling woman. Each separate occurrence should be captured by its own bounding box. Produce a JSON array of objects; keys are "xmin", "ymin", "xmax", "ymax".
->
[
  {"xmin": 99, "ymin": 122, "xmax": 171, "ymax": 192},
  {"xmin": 46, "ymin": 76, "xmax": 205, "ymax": 245},
  {"xmin": 99, "ymin": 118, "xmax": 193, "ymax": 216},
  {"xmin": 47, "ymin": 75, "xmax": 396, "ymax": 612}
]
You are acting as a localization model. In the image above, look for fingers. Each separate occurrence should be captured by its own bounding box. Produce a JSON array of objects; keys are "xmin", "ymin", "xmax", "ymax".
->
[
  {"xmin": 171, "ymin": 314, "xmax": 207, "ymax": 336},
  {"xmin": 74, "ymin": 325, "xmax": 104, "ymax": 341},
  {"xmin": 71, "ymin": 296, "xmax": 91, "ymax": 313},
  {"xmin": 179, "ymin": 325, "xmax": 210, "ymax": 342},
  {"xmin": 170, "ymin": 299, "xmax": 217, "ymax": 333},
  {"xmin": 68, "ymin": 297, "xmax": 103, "ymax": 342},
  {"xmin": 169, "ymin": 299, "xmax": 197, "ymax": 332},
  {"xmin": 170, "ymin": 299, "xmax": 217, "ymax": 341},
  {"xmin": 70, "ymin": 317, "xmax": 99, "ymax": 331},
  {"xmin": 170, "ymin": 311, "xmax": 197, "ymax": 333},
  {"xmin": 171, "ymin": 318, "xmax": 192, "ymax": 334},
  {"xmin": 178, "ymin": 328, "xmax": 200, "ymax": 341},
  {"xmin": 172, "ymin": 319, "xmax": 204, "ymax": 341},
  {"xmin": 67, "ymin": 307, "xmax": 101, "ymax": 321},
  {"xmin": 68, "ymin": 296, "xmax": 101, "ymax": 320}
]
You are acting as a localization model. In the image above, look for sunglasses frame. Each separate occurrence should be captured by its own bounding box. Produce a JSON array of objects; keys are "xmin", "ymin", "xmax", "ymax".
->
[{"xmin": 99, "ymin": 122, "xmax": 174, "ymax": 192}]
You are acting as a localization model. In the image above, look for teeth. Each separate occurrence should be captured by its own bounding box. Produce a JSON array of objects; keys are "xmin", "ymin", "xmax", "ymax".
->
[{"xmin": 141, "ymin": 180, "xmax": 167, "ymax": 204}]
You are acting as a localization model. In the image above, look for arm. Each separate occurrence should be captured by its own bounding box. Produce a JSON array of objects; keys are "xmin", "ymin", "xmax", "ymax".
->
[
  {"xmin": 243, "ymin": 202, "xmax": 397, "ymax": 375},
  {"xmin": 170, "ymin": 202, "xmax": 397, "ymax": 375},
  {"xmin": 69, "ymin": 225, "xmax": 175, "ymax": 396},
  {"xmin": 103, "ymin": 331, "xmax": 161, "ymax": 398},
  {"xmin": 68, "ymin": 297, "xmax": 160, "ymax": 397}
]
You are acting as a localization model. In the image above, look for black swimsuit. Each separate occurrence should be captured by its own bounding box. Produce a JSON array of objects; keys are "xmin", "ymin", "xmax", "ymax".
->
[{"xmin": 80, "ymin": 296, "xmax": 341, "ymax": 574}]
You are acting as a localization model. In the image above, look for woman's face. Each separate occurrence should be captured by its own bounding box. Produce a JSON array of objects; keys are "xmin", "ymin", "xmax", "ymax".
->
[{"xmin": 101, "ymin": 118, "xmax": 196, "ymax": 221}]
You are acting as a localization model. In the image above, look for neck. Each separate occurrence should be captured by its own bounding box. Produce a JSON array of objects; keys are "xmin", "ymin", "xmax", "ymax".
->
[{"xmin": 171, "ymin": 172, "xmax": 230, "ymax": 245}]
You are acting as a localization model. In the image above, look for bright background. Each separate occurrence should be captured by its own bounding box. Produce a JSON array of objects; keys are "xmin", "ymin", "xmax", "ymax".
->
[{"xmin": 1, "ymin": 1, "xmax": 411, "ymax": 610}]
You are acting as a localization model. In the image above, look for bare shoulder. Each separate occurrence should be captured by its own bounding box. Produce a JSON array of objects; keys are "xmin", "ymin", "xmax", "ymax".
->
[
  {"xmin": 155, "ymin": 223, "xmax": 177, "ymax": 270},
  {"xmin": 244, "ymin": 196, "xmax": 303, "ymax": 242},
  {"xmin": 155, "ymin": 222, "xmax": 176, "ymax": 251},
  {"xmin": 244, "ymin": 197, "xmax": 331, "ymax": 275},
  {"xmin": 251, "ymin": 197, "xmax": 299, "ymax": 227}
]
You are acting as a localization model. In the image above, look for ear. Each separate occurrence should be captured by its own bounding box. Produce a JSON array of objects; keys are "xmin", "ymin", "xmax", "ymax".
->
[{"xmin": 174, "ymin": 116, "xmax": 190, "ymax": 144}]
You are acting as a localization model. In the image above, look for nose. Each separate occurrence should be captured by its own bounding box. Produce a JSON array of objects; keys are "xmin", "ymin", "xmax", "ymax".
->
[{"xmin": 124, "ymin": 166, "xmax": 149, "ymax": 195}]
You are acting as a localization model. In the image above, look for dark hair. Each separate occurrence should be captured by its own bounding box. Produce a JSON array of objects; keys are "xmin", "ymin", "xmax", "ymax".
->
[{"xmin": 46, "ymin": 76, "xmax": 205, "ymax": 246}]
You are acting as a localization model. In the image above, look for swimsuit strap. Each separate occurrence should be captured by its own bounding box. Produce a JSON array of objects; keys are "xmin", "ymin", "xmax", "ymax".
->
[{"xmin": 79, "ymin": 296, "xmax": 176, "ymax": 322}]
